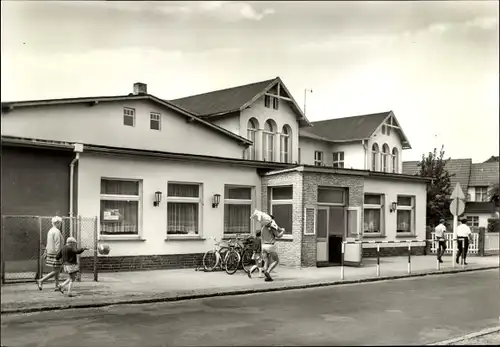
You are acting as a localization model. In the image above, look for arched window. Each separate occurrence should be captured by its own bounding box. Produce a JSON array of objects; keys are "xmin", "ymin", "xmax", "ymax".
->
[
  {"xmin": 382, "ymin": 144, "xmax": 390, "ymax": 172},
  {"xmin": 371, "ymin": 143, "xmax": 379, "ymax": 171},
  {"xmin": 246, "ymin": 118, "xmax": 259, "ymax": 160},
  {"xmin": 263, "ymin": 119, "xmax": 276, "ymax": 161},
  {"xmin": 280, "ymin": 125, "xmax": 292, "ymax": 163},
  {"xmin": 392, "ymin": 147, "xmax": 399, "ymax": 173}
]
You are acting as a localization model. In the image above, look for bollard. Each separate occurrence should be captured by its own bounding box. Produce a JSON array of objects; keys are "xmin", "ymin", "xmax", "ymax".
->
[
  {"xmin": 407, "ymin": 242, "xmax": 412, "ymax": 275},
  {"xmin": 376, "ymin": 243, "xmax": 380, "ymax": 277},
  {"xmin": 452, "ymin": 238, "xmax": 457, "ymax": 268},
  {"xmin": 340, "ymin": 242, "xmax": 345, "ymax": 280}
]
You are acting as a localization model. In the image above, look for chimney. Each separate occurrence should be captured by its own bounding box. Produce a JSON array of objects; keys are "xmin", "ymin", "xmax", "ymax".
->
[{"xmin": 133, "ymin": 82, "xmax": 147, "ymax": 95}]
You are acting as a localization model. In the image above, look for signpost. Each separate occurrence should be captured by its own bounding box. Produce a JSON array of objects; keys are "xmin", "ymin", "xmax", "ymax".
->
[{"xmin": 450, "ymin": 183, "xmax": 466, "ymax": 267}]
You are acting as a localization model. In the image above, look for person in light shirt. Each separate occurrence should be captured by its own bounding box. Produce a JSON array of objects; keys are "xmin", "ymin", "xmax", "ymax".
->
[
  {"xmin": 456, "ymin": 218, "xmax": 472, "ymax": 265},
  {"xmin": 434, "ymin": 219, "xmax": 447, "ymax": 263}
]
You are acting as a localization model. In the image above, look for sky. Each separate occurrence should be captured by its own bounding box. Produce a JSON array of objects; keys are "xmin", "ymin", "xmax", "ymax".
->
[{"xmin": 1, "ymin": 1, "xmax": 498, "ymax": 163}]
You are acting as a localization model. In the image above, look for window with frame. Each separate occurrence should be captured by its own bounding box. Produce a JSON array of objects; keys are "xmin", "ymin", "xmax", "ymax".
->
[
  {"xmin": 269, "ymin": 186, "xmax": 293, "ymax": 236},
  {"xmin": 123, "ymin": 107, "xmax": 135, "ymax": 127},
  {"xmin": 314, "ymin": 151, "xmax": 324, "ymax": 166},
  {"xmin": 273, "ymin": 97, "xmax": 279, "ymax": 110},
  {"xmin": 262, "ymin": 120, "xmax": 275, "ymax": 161},
  {"xmin": 363, "ymin": 194, "xmax": 384, "ymax": 234},
  {"xmin": 246, "ymin": 118, "xmax": 258, "ymax": 160},
  {"xmin": 150, "ymin": 112, "xmax": 161, "ymax": 130},
  {"xmin": 466, "ymin": 216, "xmax": 479, "ymax": 227},
  {"xmin": 280, "ymin": 125, "xmax": 291, "ymax": 163},
  {"xmin": 224, "ymin": 186, "xmax": 253, "ymax": 235},
  {"xmin": 332, "ymin": 152, "xmax": 344, "ymax": 168},
  {"xmin": 475, "ymin": 186, "xmax": 488, "ymax": 202},
  {"xmin": 392, "ymin": 147, "xmax": 399, "ymax": 173},
  {"xmin": 371, "ymin": 143, "xmax": 379, "ymax": 171},
  {"xmin": 100, "ymin": 179, "xmax": 141, "ymax": 235},
  {"xmin": 382, "ymin": 144, "xmax": 390, "ymax": 172},
  {"xmin": 167, "ymin": 183, "xmax": 202, "ymax": 235},
  {"xmin": 264, "ymin": 95, "xmax": 271, "ymax": 108},
  {"xmin": 397, "ymin": 195, "xmax": 415, "ymax": 233}
]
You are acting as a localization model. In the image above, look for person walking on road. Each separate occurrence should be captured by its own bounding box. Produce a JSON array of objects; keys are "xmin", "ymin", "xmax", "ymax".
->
[
  {"xmin": 261, "ymin": 216, "xmax": 285, "ymax": 282},
  {"xmin": 56, "ymin": 237, "xmax": 88, "ymax": 297},
  {"xmin": 456, "ymin": 218, "xmax": 472, "ymax": 265},
  {"xmin": 36, "ymin": 216, "xmax": 64, "ymax": 291},
  {"xmin": 435, "ymin": 219, "xmax": 447, "ymax": 263}
]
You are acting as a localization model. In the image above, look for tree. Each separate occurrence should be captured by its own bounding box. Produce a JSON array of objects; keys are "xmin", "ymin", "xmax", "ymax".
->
[
  {"xmin": 415, "ymin": 145, "xmax": 455, "ymax": 227},
  {"xmin": 489, "ymin": 182, "xmax": 499, "ymax": 209}
]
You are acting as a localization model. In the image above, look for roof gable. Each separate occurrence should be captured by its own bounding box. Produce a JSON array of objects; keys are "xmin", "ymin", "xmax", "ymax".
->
[
  {"xmin": 300, "ymin": 111, "xmax": 391, "ymax": 142},
  {"xmin": 1, "ymin": 94, "xmax": 252, "ymax": 146},
  {"xmin": 168, "ymin": 77, "xmax": 312, "ymax": 127}
]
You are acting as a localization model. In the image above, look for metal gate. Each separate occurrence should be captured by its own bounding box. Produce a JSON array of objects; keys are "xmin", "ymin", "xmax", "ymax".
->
[{"xmin": 1, "ymin": 215, "xmax": 98, "ymax": 284}]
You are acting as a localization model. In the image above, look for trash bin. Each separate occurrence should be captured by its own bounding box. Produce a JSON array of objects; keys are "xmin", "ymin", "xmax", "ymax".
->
[{"xmin": 343, "ymin": 237, "xmax": 363, "ymax": 266}]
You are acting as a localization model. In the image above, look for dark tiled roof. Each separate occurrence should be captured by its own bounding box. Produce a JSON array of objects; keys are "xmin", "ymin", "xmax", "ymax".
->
[
  {"xmin": 402, "ymin": 159, "xmax": 472, "ymax": 194},
  {"xmin": 168, "ymin": 78, "xmax": 277, "ymax": 117},
  {"xmin": 464, "ymin": 202, "xmax": 496, "ymax": 214},
  {"xmin": 484, "ymin": 155, "xmax": 499, "ymax": 163},
  {"xmin": 469, "ymin": 162, "xmax": 499, "ymax": 187},
  {"xmin": 300, "ymin": 112, "xmax": 391, "ymax": 142}
]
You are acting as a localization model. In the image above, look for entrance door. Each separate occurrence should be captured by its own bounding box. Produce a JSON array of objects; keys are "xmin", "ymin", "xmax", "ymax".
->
[
  {"xmin": 316, "ymin": 207, "xmax": 328, "ymax": 262},
  {"xmin": 328, "ymin": 206, "xmax": 345, "ymax": 263}
]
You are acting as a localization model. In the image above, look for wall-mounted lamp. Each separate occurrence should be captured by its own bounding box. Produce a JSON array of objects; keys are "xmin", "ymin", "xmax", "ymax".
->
[
  {"xmin": 153, "ymin": 191, "xmax": 162, "ymax": 207},
  {"xmin": 212, "ymin": 194, "xmax": 221, "ymax": 208},
  {"xmin": 390, "ymin": 201, "xmax": 398, "ymax": 213}
]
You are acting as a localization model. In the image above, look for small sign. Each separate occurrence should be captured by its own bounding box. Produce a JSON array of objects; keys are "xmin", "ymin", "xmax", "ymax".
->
[
  {"xmin": 450, "ymin": 182, "xmax": 466, "ymax": 200},
  {"xmin": 103, "ymin": 209, "xmax": 121, "ymax": 221},
  {"xmin": 450, "ymin": 198, "xmax": 465, "ymax": 216}
]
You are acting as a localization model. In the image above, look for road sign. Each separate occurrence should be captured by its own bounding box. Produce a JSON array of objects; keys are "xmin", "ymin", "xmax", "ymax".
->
[
  {"xmin": 450, "ymin": 183, "xmax": 466, "ymax": 200},
  {"xmin": 450, "ymin": 198, "xmax": 465, "ymax": 216}
]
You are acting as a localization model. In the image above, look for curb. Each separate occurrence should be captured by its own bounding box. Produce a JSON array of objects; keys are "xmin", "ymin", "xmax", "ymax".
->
[
  {"xmin": 1, "ymin": 266, "xmax": 498, "ymax": 315},
  {"xmin": 428, "ymin": 325, "xmax": 500, "ymax": 345}
]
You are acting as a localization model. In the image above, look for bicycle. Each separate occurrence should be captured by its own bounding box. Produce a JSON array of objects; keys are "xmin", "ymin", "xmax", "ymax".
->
[
  {"xmin": 230, "ymin": 234, "xmax": 256, "ymax": 274},
  {"xmin": 202, "ymin": 237, "xmax": 241, "ymax": 275}
]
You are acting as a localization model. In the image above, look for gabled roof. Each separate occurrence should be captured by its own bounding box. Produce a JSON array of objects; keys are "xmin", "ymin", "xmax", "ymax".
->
[
  {"xmin": 169, "ymin": 77, "xmax": 312, "ymax": 126},
  {"xmin": 1, "ymin": 94, "xmax": 252, "ymax": 146},
  {"xmin": 402, "ymin": 158, "xmax": 473, "ymax": 194},
  {"xmin": 469, "ymin": 162, "xmax": 500, "ymax": 187},
  {"xmin": 299, "ymin": 111, "xmax": 411, "ymax": 148}
]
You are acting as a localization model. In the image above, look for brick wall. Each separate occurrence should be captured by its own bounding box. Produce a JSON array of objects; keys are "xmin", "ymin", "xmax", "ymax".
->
[
  {"xmin": 261, "ymin": 171, "xmax": 303, "ymax": 268},
  {"xmin": 80, "ymin": 253, "xmax": 204, "ymax": 272},
  {"xmin": 302, "ymin": 172, "xmax": 365, "ymax": 267}
]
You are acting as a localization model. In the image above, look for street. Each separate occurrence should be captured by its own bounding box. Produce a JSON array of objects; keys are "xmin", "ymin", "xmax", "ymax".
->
[{"xmin": 1, "ymin": 269, "xmax": 499, "ymax": 346}]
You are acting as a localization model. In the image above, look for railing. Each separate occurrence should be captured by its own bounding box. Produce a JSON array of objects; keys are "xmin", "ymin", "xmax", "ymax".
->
[{"xmin": 429, "ymin": 232, "xmax": 479, "ymax": 254}]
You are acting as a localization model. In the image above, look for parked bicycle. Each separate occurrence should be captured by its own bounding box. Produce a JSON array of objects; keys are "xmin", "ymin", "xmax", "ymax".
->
[
  {"xmin": 202, "ymin": 237, "xmax": 241, "ymax": 275},
  {"xmin": 231, "ymin": 234, "xmax": 256, "ymax": 274}
]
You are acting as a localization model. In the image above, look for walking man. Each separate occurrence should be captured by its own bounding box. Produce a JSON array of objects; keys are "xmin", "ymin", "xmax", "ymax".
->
[
  {"xmin": 36, "ymin": 216, "xmax": 64, "ymax": 291},
  {"xmin": 456, "ymin": 218, "xmax": 472, "ymax": 265},
  {"xmin": 435, "ymin": 218, "xmax": 447, "ymax": 263},
  {"xmin": 261, "ymin": 216, "xmax": 285, "ymax": 282}
]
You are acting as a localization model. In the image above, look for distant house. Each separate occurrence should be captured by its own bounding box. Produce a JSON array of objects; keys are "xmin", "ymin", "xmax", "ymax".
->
[
  {"xmin": 403, "ymin": 159, "xmax": 499, "ymax": 228},
  {"xmin": 2, "ymin": 77, "xmax": 429, "ymax": 272}
]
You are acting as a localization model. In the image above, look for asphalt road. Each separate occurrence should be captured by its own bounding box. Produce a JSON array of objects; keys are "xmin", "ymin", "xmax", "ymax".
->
[{"xmin": 1, "ymin": 269, "xmax": 499, "ymax": 346}]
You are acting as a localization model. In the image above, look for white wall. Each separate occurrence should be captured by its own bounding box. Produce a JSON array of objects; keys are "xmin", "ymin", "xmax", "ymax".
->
[
  {"xmin": 77, "ymin": 154, "xmax": 262, "ymax": 256},
  {"xmin": 212, "ymin": 116, "xmax": 241, "ymax": 137},
  {"xmin": 298, "ymin": 137, "xmax": 332, "ymax": 166},
  {"xmin": 330, "ymin": 142, "xmax": 366, "ymax": 169},
  {"xmin": 368, "ymin": 125, "xmax": 404, "ymax": 173},
  {"xmin": 240, "ymin": 95, "xmax": 300, "ymax": 163},
  {"xmin": 363, "ymin": 177, "xmax": 427, "ymax": 242},
  {"xmin": 1, "ymin": 100, "xmax": 244, "ymax": 158}
]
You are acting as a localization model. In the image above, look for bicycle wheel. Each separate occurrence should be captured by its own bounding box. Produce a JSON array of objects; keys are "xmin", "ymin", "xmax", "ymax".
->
[
  {"xmin": 203, "ymin": 250, "xmax": 219, "ymax": 272},
  {"xmin": 241, "ymin": 248, "xmax": 254, "ymax": 273},
  {"xmin": 224, "ymin": 250, "xmax": 241, "ymax": 275}
]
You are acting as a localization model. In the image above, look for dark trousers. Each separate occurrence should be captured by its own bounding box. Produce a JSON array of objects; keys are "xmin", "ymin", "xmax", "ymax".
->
[
  {"xmin": 437, "ymin": 239, "xmax": 447, "ymax": 260},
  {"xmin": 456, "ymin": 237, "xmax": 469, "ymax": 262}
]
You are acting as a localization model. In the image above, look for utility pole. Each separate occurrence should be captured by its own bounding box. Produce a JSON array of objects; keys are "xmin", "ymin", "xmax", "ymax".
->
[{"xmin": 304, "ymin": 88, "xmax": 313, "ymax": 116}]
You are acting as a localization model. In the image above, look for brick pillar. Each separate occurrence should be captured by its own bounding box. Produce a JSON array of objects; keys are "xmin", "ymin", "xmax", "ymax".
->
[{"xmin": 478, "ymin": 227, "xmax": 486, "ymax": 256}]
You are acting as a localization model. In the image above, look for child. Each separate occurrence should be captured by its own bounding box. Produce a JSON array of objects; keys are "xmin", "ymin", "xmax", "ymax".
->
[
  {"xmin": 56, "ymin": 237, "xmax": 88, "ymax": 297},
  {"xmin": 248, "ymin": 230, "xmax": 264, "ymax": 279}
]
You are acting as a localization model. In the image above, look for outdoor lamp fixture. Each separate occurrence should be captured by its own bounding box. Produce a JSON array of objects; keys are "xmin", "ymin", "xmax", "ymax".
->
[
  {"xmin": 153, "ymin": 191, "xmax": 162, "ymax": 207},
  {"xmin": 212, "ymin": 194, "xmax": 221, "ymax": 208},
  {"xmin": 390, "ymin": 201, "xmax": 398, "ymax": 213}
]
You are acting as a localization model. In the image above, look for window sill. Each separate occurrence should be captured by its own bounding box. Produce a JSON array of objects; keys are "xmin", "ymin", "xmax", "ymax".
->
[
  {"xmin": 278, "ymin": 235, "xmax": 294, "ymax": 242},
  {"xmin": 165, "ymin": 235, "xmax": 206, "ymax": 241},
  {"xmin": 396, "ymin": 233, "xmax": 417, "ymax": 238},
  {"xmin": 362, "ymin": 233, "xmax": 385, "ymax": 238},
  {"xmin": 99, "ymin": 236, "xmax": 146, "ymax": 242}
]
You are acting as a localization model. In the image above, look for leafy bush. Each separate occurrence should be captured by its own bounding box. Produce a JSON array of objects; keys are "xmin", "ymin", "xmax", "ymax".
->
[{"xmin": 487, "ymin": 218, "xmax": 499, "ymax": 233}]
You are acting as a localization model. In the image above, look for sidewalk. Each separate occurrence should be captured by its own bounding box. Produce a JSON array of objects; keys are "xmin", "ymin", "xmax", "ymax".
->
[{"xmin": 1, "ymin": 255, "xmax": 498, "ymax": 314}]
